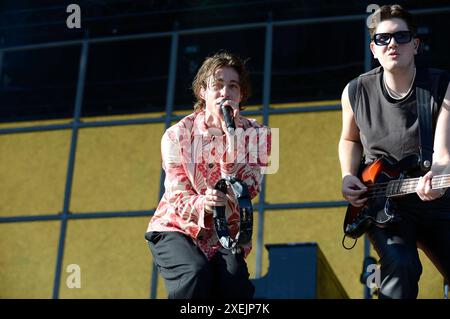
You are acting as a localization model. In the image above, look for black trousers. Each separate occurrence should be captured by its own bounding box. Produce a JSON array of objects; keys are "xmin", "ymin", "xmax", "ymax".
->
[
  {"xmin": 368, "ymin": 195, "xmax": 450, "ymax": 299},
  {"xmin": 146, "ymin": 231, "xmax": 255, "ymax": 299}
]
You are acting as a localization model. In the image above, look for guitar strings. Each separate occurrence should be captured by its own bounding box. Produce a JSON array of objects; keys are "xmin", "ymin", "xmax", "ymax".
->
[
  {"xmin": 365, "ymin": 175, "xmax": 450, "ymax": 192},
  {"xmin": 365, "ymin": 182, "xmax": 450, "ymax": 199},
  {"xmin": 366, "ymin": 180, "xmax": 450, "ymax": 197},
  {"xmin": 361, "ymin": 174, "xmax": 450, "ymax": 189},
  {"xmin": 360, "ymin": 175, "xmax": 450, "ymax": 199}
]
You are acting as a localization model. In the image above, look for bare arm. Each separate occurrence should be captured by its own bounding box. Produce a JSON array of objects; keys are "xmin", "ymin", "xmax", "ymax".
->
[
  {"xmin": 338, "ymin": 84, "xmax": 368, "ymax": 207},
  {"xmin": 339, "ymin": 84, "xmax": 363, "ymax": 177}
]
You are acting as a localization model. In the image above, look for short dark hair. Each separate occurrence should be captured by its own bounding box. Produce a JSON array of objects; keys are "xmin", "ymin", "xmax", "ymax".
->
[
  {"xmin": 368, "ymin": 4, "xmax": 417, "ymax": 40},
  {"xmin": 192, "ymin": 51, "xmax": 251, "ymax": 113}
]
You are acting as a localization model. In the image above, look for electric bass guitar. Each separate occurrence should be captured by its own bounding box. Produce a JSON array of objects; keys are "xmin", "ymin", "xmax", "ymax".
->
[{"xmin": 343, "ymin": 155, "xmax": 450, "ymax": 239}]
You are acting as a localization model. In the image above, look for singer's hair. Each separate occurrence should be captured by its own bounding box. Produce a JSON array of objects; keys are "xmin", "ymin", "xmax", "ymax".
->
[
  {"xmin": 192, "ymin": 51, "xmax": 251, "ymax": 113},
  {"xmin": 368, "ymin": 4, "xmax": 417, "ymax": 40}
]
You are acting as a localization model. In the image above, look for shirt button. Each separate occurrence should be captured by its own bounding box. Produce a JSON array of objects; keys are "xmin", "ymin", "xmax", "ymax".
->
[{"xmin": 208, "ymin": 163, "xmax": 214, "ymax": 168}]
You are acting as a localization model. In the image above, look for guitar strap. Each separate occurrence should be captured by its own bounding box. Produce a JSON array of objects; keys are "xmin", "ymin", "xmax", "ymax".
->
[{"xmin": 416, "ymin": 69, "xmax": 434, "ymax": 173}]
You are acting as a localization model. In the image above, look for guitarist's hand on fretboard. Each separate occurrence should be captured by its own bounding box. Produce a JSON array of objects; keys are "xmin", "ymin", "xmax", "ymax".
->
[
  {"xmin": 342, "ymin": 175, "xmax": 369, "ymax": 207},
  {"xmin": 416, "ymin": 171, "xmax": 447, "ymax": 201}
]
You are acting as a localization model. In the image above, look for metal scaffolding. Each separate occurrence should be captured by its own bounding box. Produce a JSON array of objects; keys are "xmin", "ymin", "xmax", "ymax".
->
[{"xmin": 1, "ymin": 6, "xmax": 449, "ymax": 299}]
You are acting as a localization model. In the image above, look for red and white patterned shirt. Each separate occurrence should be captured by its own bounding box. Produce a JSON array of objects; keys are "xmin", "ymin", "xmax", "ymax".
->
[{"xmin": 146, "ymin": 110, "xmax": 271, "ymax": 260}]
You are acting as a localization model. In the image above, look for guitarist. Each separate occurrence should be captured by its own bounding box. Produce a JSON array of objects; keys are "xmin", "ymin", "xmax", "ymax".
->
[{"xmin": 338, "ymin": 4, "xmax": 450, "ymax": 299}]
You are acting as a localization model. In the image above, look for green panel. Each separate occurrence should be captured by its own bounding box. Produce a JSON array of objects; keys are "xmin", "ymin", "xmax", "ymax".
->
[
  {"xmin": 0, "ymin": 131, "xmax": 71, "ymax": 216},
  {"xmin": 0, "ymin": 221, "xmax": 60, "ymax": 298},
  {"xmin": 265, "ymin": 112, "xmax": 343, "ymax": 203},
  {"xmin": 70, "ymin": 124, "xmax": 164, "ymax": 213},
  {"xmin": 59, "ymin": 217, "xmax": 152, "ymax": 298},
  {"xmin": 263, "ymin": 208, "xmax": 364, "ymax": 299}
]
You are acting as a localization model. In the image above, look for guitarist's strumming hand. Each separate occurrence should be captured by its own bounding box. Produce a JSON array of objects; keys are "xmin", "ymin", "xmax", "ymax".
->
[
  {"xmin": 342, "ymin": 175, "xmax": 368, "ymax": 207},
  {"xmin": 416, "ymin": 171, "xmax": 446, "ymax": 201}
]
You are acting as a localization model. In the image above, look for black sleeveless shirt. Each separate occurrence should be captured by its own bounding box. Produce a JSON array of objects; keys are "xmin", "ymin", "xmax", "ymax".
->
[
  {"xmin": 349, "ymin": 67, "xmax": 450, "ymax": 211},
  {"xmin": 349, "ymin": 66, "xmax": 449, "ymax": 165}
]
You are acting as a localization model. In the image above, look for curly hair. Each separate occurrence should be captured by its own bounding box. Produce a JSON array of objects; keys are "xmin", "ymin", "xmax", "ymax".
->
[{"xmin": 191, "ymin": 51, "xmax": 252, "ymax": 113}]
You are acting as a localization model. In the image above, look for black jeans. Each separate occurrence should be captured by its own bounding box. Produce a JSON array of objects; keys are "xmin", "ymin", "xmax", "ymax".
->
[
  {"xmin": 146, "ymin": 231, "xmax": 255, "ymax": 299},
  {"xmin": 368, "ymin": 194, "xmax": 450, "ymax": 299}
]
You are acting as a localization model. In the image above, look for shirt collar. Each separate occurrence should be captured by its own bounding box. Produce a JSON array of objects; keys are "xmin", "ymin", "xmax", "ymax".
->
[
  {"xmin": 193, "ymin": 110, "xmax": 209, "ymax": 136},
  {"xmin": 193, "ymin": 110, "xmax": 227, "ymax": 138},
  {"xmin": 193, "ymin": 109, "xmax": 248, "ymax": 138}
]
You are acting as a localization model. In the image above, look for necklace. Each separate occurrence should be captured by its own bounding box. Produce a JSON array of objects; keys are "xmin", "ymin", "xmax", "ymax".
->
[{"xmin": 383, "ymin": 68, "xmax": 416, "ymax": 100}]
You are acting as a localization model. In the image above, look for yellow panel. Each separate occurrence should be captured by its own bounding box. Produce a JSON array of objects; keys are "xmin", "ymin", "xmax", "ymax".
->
[
  {"xmin": 81, "ymin": 112, "xmax": 166, "ymax": 122},
  {"xmin": 59, "ymin": 217, "xmax": 152, "ymax": 298},
  {"xmin": 0, "ymin": 131, "xmax": 71, "ymax": 216},
  {"xmin": 155, "ymin": 272, "xmax": 168, "ymax": 299},
  {"xmin": 270, "ymin": 100, "xmax": 341, "ymax": 109},
  {"xmin": 0, "ymin": 118, "xmax": 71, "ymax": 129},
  {"xmin": 417, "ymin": 250, "xmax": 445, "ymax": 299},
  {"xmin": 263, "ymin": 208, "xmax": 363, "ymax": 299},
  {"xmin": 172, "ymin": 110, "xmax": 192, "ymax": 117},
  {"xmin": 0, "ymin": 221, "xmax": 60, "ymax": 298},
  {"xmin": 70, "ymin": 124, "xmax": 164, "ymax": 213},
  {"xmin": 265, "ymin": 111, "xmax": 343, "ymax": 203}
]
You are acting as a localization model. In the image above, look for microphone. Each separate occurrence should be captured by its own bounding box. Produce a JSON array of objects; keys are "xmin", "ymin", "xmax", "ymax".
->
[{"xmin": 220, "ymin": 99, "xmax": 236, "ymax": 134}]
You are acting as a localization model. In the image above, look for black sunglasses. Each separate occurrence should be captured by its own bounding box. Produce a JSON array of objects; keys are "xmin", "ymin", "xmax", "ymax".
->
[{"xmin": 373, "ymin": 31, "xmax": 415, "ymax": 46}]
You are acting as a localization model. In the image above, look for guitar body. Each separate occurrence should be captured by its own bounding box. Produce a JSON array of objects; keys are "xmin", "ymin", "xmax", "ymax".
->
[{"xmin": 343, "ymin": 155, "xmax": 419, "ymax": 239}]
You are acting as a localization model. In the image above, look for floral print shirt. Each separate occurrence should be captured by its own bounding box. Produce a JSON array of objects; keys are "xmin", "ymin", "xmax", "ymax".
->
[{"xmin": 146, "ymin": 110, "xmax": 271, "ymax": 260}]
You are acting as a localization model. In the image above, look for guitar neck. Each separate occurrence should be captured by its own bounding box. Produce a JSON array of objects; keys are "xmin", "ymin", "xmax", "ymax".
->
[{"xmin": 386, "ymin": 174, "xmax": 450, "ymax": 197}]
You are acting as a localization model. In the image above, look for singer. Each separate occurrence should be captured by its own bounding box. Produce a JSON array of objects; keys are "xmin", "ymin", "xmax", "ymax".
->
[{"xmin": 145, "ymin": 51, "xmax": 271, "ymax": 299}]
